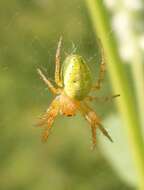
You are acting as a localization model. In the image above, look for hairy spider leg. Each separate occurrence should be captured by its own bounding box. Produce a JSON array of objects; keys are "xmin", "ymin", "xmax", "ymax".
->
[
  {"xmin": 37, "ymin": 68, "xmax": 58, "ymax": 94},
  {"xmin": 55, "ymin": 36, "xmax": 63, "ymax": 87},
  {"xmin": 92, "ymin": 40, "xmax": 106, "ymax": 91},
  {"xmin": 37, "ymin": 97, "xmax": 60, "ymax": 142},
  {"xmin": 80, "ymin": 102, "xmax": 113, "ymax": 150},
  {"xmin": 98, "ymin": 124, "xmax": 113, "ymax": 143},
  {"xmin": 85, "ymin": 94, "xmax": 120, "ymax": 102},
  {"xmin": 91, "ymin": 123, "xmax": 96, "ymax": 150},
  {"xmin": 80, "ymin": 103, "xmax": 97, "ymax": 149}
]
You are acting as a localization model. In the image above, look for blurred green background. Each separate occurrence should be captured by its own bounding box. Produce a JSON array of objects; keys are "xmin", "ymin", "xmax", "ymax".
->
[{"xmin": 0, "ymin": 0, "xmax": 143, "ymax": 189}]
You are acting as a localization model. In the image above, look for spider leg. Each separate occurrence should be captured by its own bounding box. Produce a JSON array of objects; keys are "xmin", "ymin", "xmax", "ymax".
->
[
  {"xmin": 91, "ymin": 122, "xmax": 96, "ymax": 150},
  {"xmin": 98, "ymin": 124, "xmax": 113, "ymax": 142},
  {"xmin": 55, "ymin": 36, "xmax": 63, "ymax": 87},
  {"xmin": 85, "ymin": 94, "xmax": 120, "ymax": 102},
  {"xmin": 37, "ymin": 68, "xmax": 58, "ymax": 94},
  {"xmin": 80, "ymin": 103, "xmax": 97, "ymax": 149},
  {"xmin": 37, "ymin": 97, "xmax": 60, "ymax": 142},
  {"xmin": 80, "ymin": 102, "xmax": 113, "ymax": 149},
  {"xmin": 92, "ymin": 41, "xmax": 105, "ymax": 91}
]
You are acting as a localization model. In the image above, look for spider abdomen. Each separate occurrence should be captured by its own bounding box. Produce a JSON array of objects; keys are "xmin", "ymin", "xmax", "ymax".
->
[{"xmin": 62, "ymin": 54, "xmax": 92, "ymax": 100}]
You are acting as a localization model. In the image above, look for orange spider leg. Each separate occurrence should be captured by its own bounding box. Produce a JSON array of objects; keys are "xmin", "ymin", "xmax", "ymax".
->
[
  {"xmin": 85, "ymin": 94, "xmax": 120, "ymax": 102},
  {"xmin": 80, "ymin": 102, "xmax": 113, "ymax": 150},
  {"xmin": 37, "ymin": 68, "xmax": 59, "ymax": 94},
  {"xmin": 55, "ymin": 36, "xmax": 63, "ymax": 87},
  {"xmin": 37, "ymin": 97, "xmax": 60, "ymax": 142},
  {"xmin": 80, "ymin": 103, "xmax": 97, "ymax": 149}
]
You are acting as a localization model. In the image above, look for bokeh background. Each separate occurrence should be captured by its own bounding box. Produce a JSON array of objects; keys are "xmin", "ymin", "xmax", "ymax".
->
[{"xmin": 0, "ymin": 0, "xmax": 143, "ymax": 190}]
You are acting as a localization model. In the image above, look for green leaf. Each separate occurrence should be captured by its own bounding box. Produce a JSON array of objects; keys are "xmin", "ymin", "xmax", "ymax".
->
[{"xmin": 99, "ymin": 115, "xmax": 137, "ymax": 187}]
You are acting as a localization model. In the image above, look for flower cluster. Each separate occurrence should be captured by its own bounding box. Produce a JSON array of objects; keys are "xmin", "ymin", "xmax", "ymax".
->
[{"xmin": 104, "ymin": 0, "xmax": 144, "ymax": 62}]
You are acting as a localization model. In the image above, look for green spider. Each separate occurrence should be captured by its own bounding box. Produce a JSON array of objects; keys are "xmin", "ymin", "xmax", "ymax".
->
[{"xmin": 37, "ymin": 37, "xmax": 119, "ymax": 149}]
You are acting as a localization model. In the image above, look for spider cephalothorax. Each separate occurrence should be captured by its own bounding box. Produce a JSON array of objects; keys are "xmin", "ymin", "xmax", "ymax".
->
[{"xmin": 37, "ymin": 37, "xmax": 119, "ymax": 149}]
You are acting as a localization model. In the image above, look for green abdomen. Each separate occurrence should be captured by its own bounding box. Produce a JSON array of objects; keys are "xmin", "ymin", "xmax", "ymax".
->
[{"xmin": 62, "ymin": 54, "xmax": 92, "ymax": 100}]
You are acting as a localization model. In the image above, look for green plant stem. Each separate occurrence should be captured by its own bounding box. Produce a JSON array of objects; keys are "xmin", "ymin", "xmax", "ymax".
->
[
  {"xmin": 131, "ymin": 40, "xmax": 144, "ymax": 131},
  {"xmin": 85, "ymin": 0, "xmax": 144, "ymax": 189}
]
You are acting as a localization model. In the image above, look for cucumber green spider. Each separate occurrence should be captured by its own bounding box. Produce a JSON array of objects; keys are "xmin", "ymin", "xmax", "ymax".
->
[{"xmin": 37, "ymin": 37, "xmax": 119, "ymax": 149}]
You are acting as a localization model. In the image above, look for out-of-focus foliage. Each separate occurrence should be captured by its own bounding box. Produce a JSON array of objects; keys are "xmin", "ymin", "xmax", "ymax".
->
[
  {"xmin": 0, "ymin": 0, "xmax": 136, "ymax": 190},
  {"xmin": 86, "ymin": 0, "xmax": 144, "ymax": 188},
  {"xmin": 99, "ymin": 115, "xmax": 137, "ymax": 186}
]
